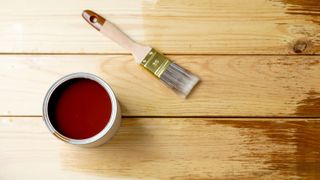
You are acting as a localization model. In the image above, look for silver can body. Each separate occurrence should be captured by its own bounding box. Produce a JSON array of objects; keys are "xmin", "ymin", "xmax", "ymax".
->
[{"xmin": 42, "ymin": 73, "xmax": 121, "ymax": 147}]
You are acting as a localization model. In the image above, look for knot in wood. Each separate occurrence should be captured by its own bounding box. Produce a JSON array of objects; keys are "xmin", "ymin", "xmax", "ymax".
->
[{"xmin": 293, "ymin": 40, "xmax": 307, "ymax": 53}]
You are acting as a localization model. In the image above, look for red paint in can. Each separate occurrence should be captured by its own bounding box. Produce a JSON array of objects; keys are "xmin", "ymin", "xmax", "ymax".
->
[{"xmin": 48, "ymin": 78, "xmax": 112, "ymax": 139}]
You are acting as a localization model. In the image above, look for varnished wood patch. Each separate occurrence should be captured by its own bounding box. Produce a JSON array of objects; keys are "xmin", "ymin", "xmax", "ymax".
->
[{"xmin": 1, "ymin": 117, "xmax": 319, "ymax": 179}]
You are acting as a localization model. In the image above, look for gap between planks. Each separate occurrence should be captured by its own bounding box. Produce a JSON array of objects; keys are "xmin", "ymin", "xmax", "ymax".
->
[
  {"xmin": 1, "ymin": 53, "xmax": 320, "ymax": 56},
  {"xmin": 1, "ymin": 115, "xmax": 320, "ymax": 120}
]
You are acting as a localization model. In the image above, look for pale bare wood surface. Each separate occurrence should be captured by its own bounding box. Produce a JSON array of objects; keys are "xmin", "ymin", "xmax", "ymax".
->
[
  {"xmin": 0, "ymin": 0, "xmax": 319, "ymax": 54},
  {"xmin": 1, "ymin": 117, "xmax": 319, "ymax": 179},
  {"xmin": 0, "ymin": 55, "xmax": 319, "ymax": 117}
]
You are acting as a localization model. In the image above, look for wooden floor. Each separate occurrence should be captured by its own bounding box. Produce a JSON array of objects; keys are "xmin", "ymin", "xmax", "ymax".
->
[{"xmin": 1, "ymin": 0, "xmax": 320, "ymax": 179}]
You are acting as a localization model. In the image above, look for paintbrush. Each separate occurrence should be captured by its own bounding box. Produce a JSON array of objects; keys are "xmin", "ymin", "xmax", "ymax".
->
[{"xmin": 82, "ymin": 10, "xmax": 199, "ymax": 98}]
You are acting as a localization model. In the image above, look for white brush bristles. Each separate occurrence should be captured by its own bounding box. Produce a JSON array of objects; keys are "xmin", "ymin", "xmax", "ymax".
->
[{"xmin": 160, "ymin": 63, "xmax": 199, "ymax": 97}]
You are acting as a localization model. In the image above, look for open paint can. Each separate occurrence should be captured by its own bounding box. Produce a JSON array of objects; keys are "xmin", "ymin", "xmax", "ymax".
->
[{"xmin": 43, "ymin": 73, "xmax": 121, "ymax": 147}]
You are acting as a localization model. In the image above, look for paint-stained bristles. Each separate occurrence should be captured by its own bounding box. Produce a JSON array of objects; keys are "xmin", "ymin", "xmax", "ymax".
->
[{"xmin": 160, "ymin": 63, "xmax": 199, "ymax": 97}]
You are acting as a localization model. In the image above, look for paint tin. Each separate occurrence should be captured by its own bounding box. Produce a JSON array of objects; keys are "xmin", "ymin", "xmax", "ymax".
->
[{"xmin": 43, "ymin": 73, "xmax": 121, "ymax": 147}]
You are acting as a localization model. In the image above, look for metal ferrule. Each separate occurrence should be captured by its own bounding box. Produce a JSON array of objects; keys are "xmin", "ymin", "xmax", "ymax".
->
[{"xmin": 140, "ymin": 48, "xmax": 172, "ymax": 78}]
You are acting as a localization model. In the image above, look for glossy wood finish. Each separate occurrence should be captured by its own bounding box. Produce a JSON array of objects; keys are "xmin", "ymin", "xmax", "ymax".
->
[
  {"xmin": 0, "ymin": 0, "xmax": 319, "ymax": 54},
  {"xmin": 1, "ymin": 0, "xmax": 320, "ymax": 179},
  {"xmin": 1, "ymin": 117, "xmax": 320, "ymax": 179}
]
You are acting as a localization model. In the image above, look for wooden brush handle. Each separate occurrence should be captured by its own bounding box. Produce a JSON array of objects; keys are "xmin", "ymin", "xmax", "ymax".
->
[
  {"xmin": 82, "ymin": 10, "xmax": 136, "ymax": 51},
  {"xmin": 82, "ymin": 10, "xmax": 151, "ymax": 64}
]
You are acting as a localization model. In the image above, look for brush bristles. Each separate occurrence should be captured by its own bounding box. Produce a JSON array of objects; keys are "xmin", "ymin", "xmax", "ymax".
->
[{"xmin": 160, "ymin": 63, "xmax": 199, "ymax": 97}]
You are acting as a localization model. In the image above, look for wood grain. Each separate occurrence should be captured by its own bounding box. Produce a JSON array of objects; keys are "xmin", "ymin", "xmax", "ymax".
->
[
  {"xmin": 0, "ymin": 0, "xmax": 319, "ymax": 54},
  {"xmin": 0, "ymin": 117, "xmax": 319, "ymax": 179},
  {"xmin": 0, "ymin": 55, "xmax": 319, "ymax": 117}
]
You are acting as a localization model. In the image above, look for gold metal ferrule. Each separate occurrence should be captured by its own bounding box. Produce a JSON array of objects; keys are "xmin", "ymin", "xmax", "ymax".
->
[{"xmin": 140, "ymin": 48, "xmax": 172, "ymax": 78}]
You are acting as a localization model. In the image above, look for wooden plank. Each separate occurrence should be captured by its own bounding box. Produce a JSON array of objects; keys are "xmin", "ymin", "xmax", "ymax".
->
[
  {"xmin": 0, "ymin": 0, "xmax": 319, "ymax": 54},
  {"xmin": 1, "ymin": 117, "xmax": 319, "ymax": 179},
  {"xmin": 0, "ymin": 55, "xmax": 319, "ymax": 117}
]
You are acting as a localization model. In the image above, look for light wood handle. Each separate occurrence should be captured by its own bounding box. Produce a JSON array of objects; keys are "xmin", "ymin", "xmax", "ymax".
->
[
  {"xmin": 82, "ymin": 10, "xmax": 151, "ymax": 64},
  {"xmin": 101, "ymin": 22, "xmax": 138, "ymax": 52},
  {"xmin": 82, "ymin": 10, "xmax": 137, "ymax": 52}
]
